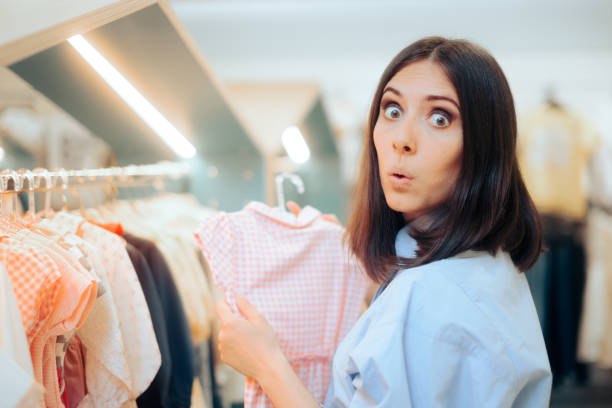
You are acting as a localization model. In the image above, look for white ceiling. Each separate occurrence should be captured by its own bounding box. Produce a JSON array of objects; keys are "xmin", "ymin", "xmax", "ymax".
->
[
  {"xmin": 170, "ymin": 0, "xmax": 612, "ymax": 182},
  {"xmin": 169, "ymin": 0, "xmax": 612, "ymax": 124},
  {"xmin": 171, "ymin": 0, "xmax": 612, "ymax": 58}
]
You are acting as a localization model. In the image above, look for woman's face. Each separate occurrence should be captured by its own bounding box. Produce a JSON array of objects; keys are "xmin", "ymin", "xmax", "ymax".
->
[{"xmin": 373, "ymin": 59, "xmax": 463, "ymax": 222}]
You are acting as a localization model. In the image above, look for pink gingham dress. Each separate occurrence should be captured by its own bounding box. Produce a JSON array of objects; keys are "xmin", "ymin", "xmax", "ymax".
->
[{"xmin": 194, "ymin": 201, "xmax": 367, "ymax": 407}]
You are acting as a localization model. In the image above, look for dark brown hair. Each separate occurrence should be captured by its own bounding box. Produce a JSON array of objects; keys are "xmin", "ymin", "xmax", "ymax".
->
[{"xmin": 346, "ymin": 36, "xmax": 542, "ymax": 283}]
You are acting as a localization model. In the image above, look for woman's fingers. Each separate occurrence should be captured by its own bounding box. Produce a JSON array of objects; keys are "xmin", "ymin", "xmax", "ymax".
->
[
  {"xmin": 215, "ymin": 299, "xmax": 235, "ymax": 324},
  {"xmin": 215, "ymin": 296, "xmax": 281, "ymax": 380},
  {"xmin": 286, "ymin": 201, "xmax": 301, "ymax": 217},
  {"xmin": 236, "ymin": 295, "xmax": 262, "ymax": 322},
  {"xmin": 287, "ymin": 201, "xmax": 342, "ymax": 226},
  {"xmin": 322, "ymin": 214, "xmax": 341, "ymax": 225}
]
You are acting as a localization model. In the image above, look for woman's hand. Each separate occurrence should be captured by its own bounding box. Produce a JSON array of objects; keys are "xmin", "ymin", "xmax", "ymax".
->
[
  {"xmin": 215, "ymin": 295, "xmax": 283, "ymax": 381},
  {"xmin": 286, "ymin": 201, "xmax": 341, "ymax": 225},
  {"xmin": 216, "ymin": 295, "xmax": 321, "ymax": 408}
]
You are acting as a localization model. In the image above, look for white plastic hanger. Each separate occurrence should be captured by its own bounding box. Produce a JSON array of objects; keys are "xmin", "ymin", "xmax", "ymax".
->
[{"xmin": 275, "ymin": 172, "xmax": 305, "ymax": 212}]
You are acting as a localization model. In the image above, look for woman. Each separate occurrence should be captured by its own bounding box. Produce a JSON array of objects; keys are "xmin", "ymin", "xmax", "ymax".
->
[{"xmin": 215, "ymin": 37, "xmax": 552, "ymax": 407}]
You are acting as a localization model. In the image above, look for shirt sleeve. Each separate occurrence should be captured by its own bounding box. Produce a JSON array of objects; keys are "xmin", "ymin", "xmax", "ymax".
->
[
  {"xmin": 193, "ymin": 213, "xmax": 238, "ymax": 313},
  {"xmin": 337, "ymin": 317, "xmax": 519, "ymax": 408}
]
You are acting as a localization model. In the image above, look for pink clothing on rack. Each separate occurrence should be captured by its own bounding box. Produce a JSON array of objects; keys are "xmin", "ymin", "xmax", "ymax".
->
[
  {"xmin": 194, "ymin": 201, "xmax": 367, "ymax": 407},
  {"xmin": 0, "ymin": 228, "xmax": 97, "ymax": 408},
  {"xmin": 64, "ymin": 336, "xmax": 87, "ymax": 408},
  {"xmin": 53, "ymin": 213, "xmax": 160, "ymax": 407},
  {"xmin": 38, "ymin": 216, "xmax": 134, "ymax": 408}
]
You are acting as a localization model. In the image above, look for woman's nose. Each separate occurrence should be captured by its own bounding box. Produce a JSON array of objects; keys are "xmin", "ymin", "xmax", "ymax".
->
[
  {"xmin": 392, "ymin": 122, "xmax": 416, "ymax": 154},
  {"xmin": 392, "ymin": 139, "xmax": 413, "ymax": 153}
]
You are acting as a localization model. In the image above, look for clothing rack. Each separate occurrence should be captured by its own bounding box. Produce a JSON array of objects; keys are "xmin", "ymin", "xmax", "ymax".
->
[
  {"xmin": 590, "ymin": 201, "xmax": 612, "ymax": 218},
  {"xmin": 0, "ymin": 161, "xmax": 191, "ymax": 194}
]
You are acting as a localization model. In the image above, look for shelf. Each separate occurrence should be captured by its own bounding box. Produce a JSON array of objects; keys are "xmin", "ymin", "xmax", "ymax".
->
[{"xmin": 0, "ymin": 0, "xmax": 266, "ymax": 210}]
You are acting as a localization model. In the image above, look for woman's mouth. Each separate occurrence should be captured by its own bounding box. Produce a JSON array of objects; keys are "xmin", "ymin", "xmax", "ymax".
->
[{"xmin": 389, "ymin": 172, "xmax": 414, "ymax": 188}]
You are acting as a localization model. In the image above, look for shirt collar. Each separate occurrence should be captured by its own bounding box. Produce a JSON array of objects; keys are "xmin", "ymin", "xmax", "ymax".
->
[
  {"xmin": 395, "ymin": 226, "xmax": 418, "ymax": 258},
  {"xmin": 395, "ymin": 225, "xmax": 488, "ymax": 260},
  {"xmin": 245, "ymin": 201, "xmax": 322, "ymax": 228}
]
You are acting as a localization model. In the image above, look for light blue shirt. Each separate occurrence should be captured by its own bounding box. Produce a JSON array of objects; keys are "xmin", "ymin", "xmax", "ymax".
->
[{"xmin": 324, "ymin": 227, "xmax": 552, "ymax": 407}]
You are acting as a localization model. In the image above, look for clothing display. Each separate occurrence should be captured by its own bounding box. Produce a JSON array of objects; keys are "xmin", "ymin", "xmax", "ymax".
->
[
  {"xmin": 124, "ymin": 240, "xmax": 173, "ymax": 407},
  {"xmin": 525, "ymin": 216, "xmax": 588, "ymax": 388},
  {"xmin": 194, "ymin": 201, "xmax": 368, "ymax": 408},
  {"xmin": 518, "ymin": 104, "xmax": 600, "ymax": 220},
  {"xmin": 92, "ymin": 194, "xmax": 217, "ymax": 344},
  {"xmin": 578, "ymin": 209, "xmax": 612, "ymax": 367},
  {"xmin": 125, "ymin": 233, "xmax": 196, "ymax": 408},
  {"xmin": 578, "ymin": 139, "xmax": 612, "ymax": 369},
  {"xmin": 63, "ymin": 337, "xmax": 86, "ymax": 408},
  {"xmin": 325, "ymin": 226, "xmax": 552, "ymax": 407},
  {"xmin": 588, "ymin": 139, "xmax": 612, "ymax": 209},
  {"xmin": 1, "ymin": 265, "xmax": 44, "ymax": 408},
  {"xmin": 84, "ymin": 193, "xmax": 221, "ymax": 408},
  {"xmin": 518, "ymin": 103, "xmax": 604, "ymax": 389},
  {"xmin": 0, "ymin": 187, "xmax": 223, "ymax": 408}
]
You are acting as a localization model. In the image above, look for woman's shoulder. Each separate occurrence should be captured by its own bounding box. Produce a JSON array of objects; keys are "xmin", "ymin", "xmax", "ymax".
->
[{"xmin": 374, "ymin": 250, "xmax": 541, "ymax": 349}]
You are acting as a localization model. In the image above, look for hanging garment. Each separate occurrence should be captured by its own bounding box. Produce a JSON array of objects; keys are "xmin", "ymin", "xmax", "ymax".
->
[
  {"xmin": 90, "ymin": 195, "xmax": 216, "ymax": 344},
  {"xmin": 125, "ymin": 233, "xmax": 196, "ymax": 408},
  {"xmin": 0, "ymin": 223, "xmax": 98, "ymax": 408},
  {"xmin": 578, "ymin": 208, "xmax": 612, "ymax": 367},
  {"xmin": 194, "ymin": 201, "xmax": 368, "ymax": 407},
  {"xmin": 38, "ymin": 216, "xmax": 135, "ymax": 408},
  {"xmin": 518, "ymin": 105, "xmax": 600, "ymax": 219},
  {"xmin": 0, "ymin": 230, "xmax": 62, "ymax": 406},
  {"xmin": 125, "ymin": 242, "xmax": 172, "ymax": 408},
  {"xmin": 0, "ymin": 265, "xmax": 44, "ymax": 408},
  {"xmin": 63, "ymin": 336, "xmax": 87, "ymax": 408},
  {"xmin": 538, "ymin": 216, "xmax": 587, "ymax": 386},
  {"xmin": 577, "ymin": 136, "xmax": 612, "ymax": 368},
  {"xmin": 84, "ymin": 194, "xmax": 219, "ymax": 406},
  {"xmin": 23, "ymin": 223, "xmax": 102, "ymax": 408},
  {"xmin": 588, "ymin": 140, "xmax": 612, "ymax": 208},
  {"xmin": 51, "ymin": 212, "xmax": 161, "ymax": 407}
]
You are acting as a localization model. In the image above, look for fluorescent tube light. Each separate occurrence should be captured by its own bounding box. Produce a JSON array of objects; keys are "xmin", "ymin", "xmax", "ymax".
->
[
  {"xmin": 281, "ymin": 126, "xmax": 310, "ymax": 164},
  {"xmin": 67, "ymin": 34, "xmax": 196, "ymax": 159}
]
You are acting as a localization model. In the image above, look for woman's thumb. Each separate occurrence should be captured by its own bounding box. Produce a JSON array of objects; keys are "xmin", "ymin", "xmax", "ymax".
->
[
  {"xmin": 236, "ymin": 295, "xmax": 261, "ymax": 322},
  {"xmin": 286, "ymin": 201, "xmax": 301, "ymax": 217}
]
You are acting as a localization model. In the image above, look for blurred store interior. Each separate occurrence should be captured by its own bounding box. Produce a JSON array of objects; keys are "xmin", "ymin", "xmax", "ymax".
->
[{"xmin": 1, "ymin": 1, "xmax": 612, "ymax": 407}]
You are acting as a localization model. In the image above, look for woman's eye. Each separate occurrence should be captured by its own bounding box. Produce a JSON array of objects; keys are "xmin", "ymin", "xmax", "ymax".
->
[
  {"xmin": 384, "ymin": 105, "xmax": 402, "ymax": 120},
  {"xmin": 429, "ymin": 112, "xmax": 450, "ymax": 128}
]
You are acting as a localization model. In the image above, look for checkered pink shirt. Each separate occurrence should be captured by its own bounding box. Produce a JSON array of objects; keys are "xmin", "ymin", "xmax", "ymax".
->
[{"xmin": 194, "ymin": 202, "xmax": 367, "ymax": 407}]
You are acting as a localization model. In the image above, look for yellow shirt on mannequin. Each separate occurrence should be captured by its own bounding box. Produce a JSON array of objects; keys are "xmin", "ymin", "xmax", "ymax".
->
[{"xmin": 518, "ymin": 105, "xmax": 600, "ymax": 220}]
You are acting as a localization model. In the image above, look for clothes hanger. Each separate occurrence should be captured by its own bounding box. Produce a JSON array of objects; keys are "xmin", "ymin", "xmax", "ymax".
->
[
  {"xmin": 0, "ymin": 170, "xmax": 13, "ymax": 218},
  {"xmin": 31, "ymin": 168, "xmax": 52, "ymax": 218},
  {"xmin": 16, "ymin": 168, "xmax": 37, "ymax": 221},
  {"xmin": 544, "ymin": 85, "xmax": 563, "ymax": 109},
  {"xmin": 71, "ymin": 176, "xmax": 87, "ymax": 219},
  {"xmin": 275, "ymin": 172, "xmax": 305, "ymax": 212},
  {"xmin": 0, "ymin": 170, "xmax": 19, "ymax": 220}
]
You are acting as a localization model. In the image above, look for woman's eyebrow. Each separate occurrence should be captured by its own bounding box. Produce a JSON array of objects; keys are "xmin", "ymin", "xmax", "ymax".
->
[
  {"xmin": 382, "ymin": 86, "xmax": 401, "ymax": 97},
  {"xmin": 426, "ymin": 95, "xmax": 460, "ymax": 110},
  {"xmin": 383, "ymin": 87, "xmax": 459, "ymax": 111}
]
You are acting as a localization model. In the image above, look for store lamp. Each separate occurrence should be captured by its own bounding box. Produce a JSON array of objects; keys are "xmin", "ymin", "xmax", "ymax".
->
[
  {"xmin": 67, "ymin": 35, "xmax": 196, "ymax": 159},
  {"xmin": 281, "ymin": 126, "xmax": 310, "ymax": 164}
]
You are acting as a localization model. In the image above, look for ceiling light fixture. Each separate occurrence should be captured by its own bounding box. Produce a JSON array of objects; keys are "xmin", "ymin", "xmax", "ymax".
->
[
  {"xmin": 281, "ymin": 125, "xmax": 310, "ymax": 164},
  {"xmin": 68, "ymin": 34, "xmax": 196, "ymax": 159}
]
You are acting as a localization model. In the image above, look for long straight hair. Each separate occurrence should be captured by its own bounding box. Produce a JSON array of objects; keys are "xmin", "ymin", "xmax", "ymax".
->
[{"xmin": 346, "ymin": 37, "xmax": 542, "ymax": 283}]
